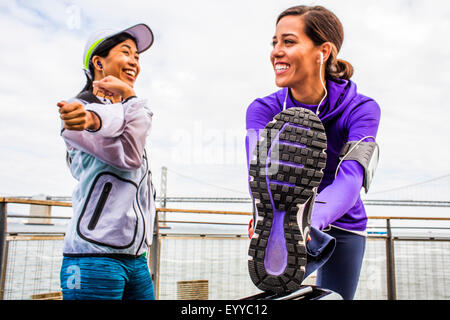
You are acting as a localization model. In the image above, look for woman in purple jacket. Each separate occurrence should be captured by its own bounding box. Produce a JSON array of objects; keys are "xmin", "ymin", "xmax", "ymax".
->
[{"xmin": 246, "ymin": 5, "xmax": 380, "ymax": 299}]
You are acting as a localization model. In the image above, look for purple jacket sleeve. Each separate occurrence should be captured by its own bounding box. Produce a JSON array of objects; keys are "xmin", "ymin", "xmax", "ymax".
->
[
  {"xmin": 311, "ymin": 100, "xmax": 381, "ymax": 230},
  {"xmin": 311, "ymin": 160, "xmax": 363, "ymax": 230}
]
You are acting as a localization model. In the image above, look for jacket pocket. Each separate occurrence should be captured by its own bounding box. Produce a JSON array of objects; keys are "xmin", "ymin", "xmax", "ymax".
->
[
  {"xmin": 87, "ymin": 182, "xmax": 112, "ymax": 230},
  {"xmin": 77, "ymin": 172, "xmax": 138, "ymax": 249}
]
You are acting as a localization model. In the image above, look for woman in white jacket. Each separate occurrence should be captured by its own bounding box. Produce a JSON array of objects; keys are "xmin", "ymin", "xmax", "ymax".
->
[{"xmin": 57, "ymin": 24, "xmax": 156, "ymax": 300}]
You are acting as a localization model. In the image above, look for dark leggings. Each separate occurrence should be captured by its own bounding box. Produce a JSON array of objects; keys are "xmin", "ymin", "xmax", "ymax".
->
[{"xmin": 316, "ymin": 226, "xmax": 366, "ymax": 300}]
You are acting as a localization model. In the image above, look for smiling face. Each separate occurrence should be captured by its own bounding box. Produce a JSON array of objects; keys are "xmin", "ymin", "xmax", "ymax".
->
[
  {"xmin": 270, "ymin": 15, "xmax": 320, "ymax": 89},
  {"xmin": 94, "ymin": 39, "xmax": 140, "ymax": 88}
]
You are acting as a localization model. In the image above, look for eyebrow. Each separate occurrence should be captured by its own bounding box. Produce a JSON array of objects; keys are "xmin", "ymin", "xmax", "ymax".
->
[
  {"xmin": 273, "ymin": 32, "xmax": 299, "ymax": 39},
  {"xmin": 282, "ymin": 33, "xmax": 298, "ymax": 38},
  {"xmin": 120, "ymin": 44, "xmax": 138, "ymax": 54}
]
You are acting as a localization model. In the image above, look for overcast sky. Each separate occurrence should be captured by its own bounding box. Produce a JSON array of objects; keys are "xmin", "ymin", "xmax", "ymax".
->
[{"xmin": 0, "ymin": 0, "xmax": 449, "ymax": 201}]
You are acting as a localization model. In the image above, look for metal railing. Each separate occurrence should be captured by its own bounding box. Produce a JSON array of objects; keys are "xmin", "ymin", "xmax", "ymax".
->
[{"xmin": 1, "ymin": 197, "xmax": 449, "ymax": 299}]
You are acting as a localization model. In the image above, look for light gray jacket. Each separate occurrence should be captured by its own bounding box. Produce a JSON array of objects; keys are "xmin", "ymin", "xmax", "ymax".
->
[{"xmin": 60, "ymin": 92, "xmax": 155, "ymax": 257}]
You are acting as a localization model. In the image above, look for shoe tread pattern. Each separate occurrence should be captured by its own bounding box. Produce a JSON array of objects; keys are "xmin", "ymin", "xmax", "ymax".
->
[{"xmin": 248, "ymin": 107, "xmax": 327, "ymax": 294}]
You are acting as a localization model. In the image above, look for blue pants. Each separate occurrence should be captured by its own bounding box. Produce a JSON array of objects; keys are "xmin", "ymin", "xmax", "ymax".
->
[
  {"xmin": 60, "ymin": 255, "xmax": 155, "ymax": 300},
  {"xmin": 316, "ymin": 227, "xmax": 366, "ymax": 300}
]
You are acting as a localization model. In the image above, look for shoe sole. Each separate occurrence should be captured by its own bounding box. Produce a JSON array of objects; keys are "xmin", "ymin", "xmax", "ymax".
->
[{"xmin": 248, "ymin": 107, "xmax": 327, "ymax": 294}]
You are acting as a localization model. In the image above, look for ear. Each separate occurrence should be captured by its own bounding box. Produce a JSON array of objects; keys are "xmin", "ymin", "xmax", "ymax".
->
[
  {"xmin": 91, "ymin": 56, "xmax": 104, "ymax": 71},
  {"xmin": 318, "ymin": 42, "xmax": 332, "ymax": 64}
]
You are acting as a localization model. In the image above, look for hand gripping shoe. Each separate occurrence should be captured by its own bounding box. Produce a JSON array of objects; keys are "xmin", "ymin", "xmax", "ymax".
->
[{"xmin": 247, "ymin": 107, "xmax": 327, "ymax": 294}]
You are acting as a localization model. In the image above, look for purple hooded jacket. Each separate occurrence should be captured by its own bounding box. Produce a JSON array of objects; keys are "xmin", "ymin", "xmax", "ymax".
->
[{"xmin": 245, "ymin": 77, "xmax": 381, "ymax": 232}]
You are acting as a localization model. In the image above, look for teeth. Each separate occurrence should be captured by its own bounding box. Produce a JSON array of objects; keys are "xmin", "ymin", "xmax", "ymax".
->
[
  {"xmin": 275, "ymin": 64, "xmax": 289, "ymax": 71},
  {"xmin": 124, "ymin": 70, "xmax": 136, "ymax": 77}
]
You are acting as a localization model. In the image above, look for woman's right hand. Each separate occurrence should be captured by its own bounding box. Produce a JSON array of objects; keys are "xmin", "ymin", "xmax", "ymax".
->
[
  {"xmin": 57, "ymin": 101, "xmax": 100, "ymax": 131},
  {"xmin": 93, "ymin": 75, "xmax": 136, "ymax": 100}
]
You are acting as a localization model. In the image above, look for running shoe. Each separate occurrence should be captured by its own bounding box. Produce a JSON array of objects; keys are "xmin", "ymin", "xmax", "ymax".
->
[{"xmin": 247, "ymin": 107, "xmax": 327, "ymax": 294}]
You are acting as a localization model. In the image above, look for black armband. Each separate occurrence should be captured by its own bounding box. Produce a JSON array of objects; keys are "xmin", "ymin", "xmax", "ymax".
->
[{"xmin": 337, "ymin": 140, "xmax": 380, "ymax": 193}]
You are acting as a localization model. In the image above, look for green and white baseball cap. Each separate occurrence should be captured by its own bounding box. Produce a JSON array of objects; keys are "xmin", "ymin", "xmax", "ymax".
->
[{"xmin": 83, "ymin": 23, "xmax": 154, "ymax": 78}]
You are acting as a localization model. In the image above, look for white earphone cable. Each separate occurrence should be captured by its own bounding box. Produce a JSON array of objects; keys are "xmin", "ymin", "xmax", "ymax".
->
[
  {"xmin": 282, "ymin": 87, "xmax": 288, "ymax": 111},
  {"xmin": 334, "ymin": 136, "xmax": 377, "ymax": 179},
  {"xmin": 316, "ymin": 53, "xmax": 327, "ymax": 116}
]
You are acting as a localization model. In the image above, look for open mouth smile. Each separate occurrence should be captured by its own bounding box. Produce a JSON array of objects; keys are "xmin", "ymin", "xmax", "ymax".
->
[
  {"xmin": 274, "ymin": 62, "xmax": 290, "ymax": 75},
  {"xmin": 123, "ymin": 68, "xmax": 137, "ymax": 81}
]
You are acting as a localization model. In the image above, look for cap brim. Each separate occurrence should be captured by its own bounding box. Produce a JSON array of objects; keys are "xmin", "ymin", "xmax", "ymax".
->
[
  {"xmin": 122, "ymin": 23, "xmax": 154, "ymax": 53},
  {"xmin": 83, "ymin": 23, "xmax": 154, "ymax": 71}
]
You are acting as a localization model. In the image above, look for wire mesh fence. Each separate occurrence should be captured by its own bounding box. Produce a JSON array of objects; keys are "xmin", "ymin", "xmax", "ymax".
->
[
  {"xmin": 157, "ymin": 236, "xmax": 260, "ymax": 300},
  {"xmin": 1, "ymin": 232, "xmax": 450, "ymax": 300},
  {"xmin": 394, "ymin": 240, "xmax": 450, "ymax": 300},
  {"xmin": 1, "ymin": 236, "xmax": 63, "ymax": 300},
  {"xmin": 1, "ymin": 196, "xmax": 449, "ymax": 300},
  {"xmin": 155, "ymin": 234, "xmax": 450, "ymax": 300},
  {"xmin": 355, "ymin": 237, "xmax": 388, "ymax": 300}
]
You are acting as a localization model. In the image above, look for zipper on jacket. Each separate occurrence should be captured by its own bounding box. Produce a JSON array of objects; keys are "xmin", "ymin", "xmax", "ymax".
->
[
  {"xmin": 135, "ymin": 150, "xmax": 149, "ymax": 255},
  {"xmin": 88, "ymin": 182, "xmax": 112, "ymax": 230}
]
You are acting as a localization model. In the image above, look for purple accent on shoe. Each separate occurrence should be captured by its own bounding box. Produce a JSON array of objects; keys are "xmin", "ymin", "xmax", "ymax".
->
[
  {"xmin": 264, "ymin": 209, "xmax": 287, "ymax": 275},
  {"xmin": 270, "ymin": 159, "xmax": 305, "ymax": 170},
  {"xmin": 263, "ymin": 125, "xmax": 288, "ymax": 276},
  {"xmin": 264, "ymin": 132, "xmax": 280, "ymax": 208},
  {"xmin": 268, "ymin": 180, "xmax": 296, "ymax": 188},
  {"xmin": 278, "ymin": 140, "xmax": 306, "ymax": 149},
  {"xmin": 287, "ymin": 123, "xmax": 310, "ymax": 131}
]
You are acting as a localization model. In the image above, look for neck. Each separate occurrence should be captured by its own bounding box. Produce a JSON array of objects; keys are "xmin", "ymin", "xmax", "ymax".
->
[
  {"xmin": 290, "ymin": 77, "xmax": 326, "ymax": 105},
  {"xmin": 290, "ymin": 64, "xmax": 328, "ymax": 105}
]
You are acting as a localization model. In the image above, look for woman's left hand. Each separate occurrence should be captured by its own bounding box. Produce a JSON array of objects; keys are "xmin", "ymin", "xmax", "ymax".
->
[{"xmin": 93, "ymin": 75, "xmax": 136, "ymax": 100}]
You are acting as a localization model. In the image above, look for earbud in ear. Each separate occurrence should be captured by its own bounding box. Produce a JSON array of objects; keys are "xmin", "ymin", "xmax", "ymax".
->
[
  {"xmin": 320, "ymin": 52, "xmax": 324, "ymax": 65},
  {"xmin": 97, "ymin": 61, "xmax": 103, "ymax": 69}
]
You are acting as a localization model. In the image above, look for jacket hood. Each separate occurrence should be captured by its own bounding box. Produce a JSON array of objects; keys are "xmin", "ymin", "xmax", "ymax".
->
[{"xmin": 279, "ymin": 77, "xmax": 360, "ymax": 124}]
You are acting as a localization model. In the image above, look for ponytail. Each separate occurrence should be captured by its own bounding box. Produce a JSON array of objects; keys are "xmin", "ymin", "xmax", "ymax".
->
[
  {"xmin": 325, "ymin": 45, "xmax": 354, "ymax": 80},
  {"xmin": 333, "ymin": 59, "xmax": 353, "ymax": 80},
  {"xmin": 327, "ymin": 58, "xmax": 354, "ymax": 80}
]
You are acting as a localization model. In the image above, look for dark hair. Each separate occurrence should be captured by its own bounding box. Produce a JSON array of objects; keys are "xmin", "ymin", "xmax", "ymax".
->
[
  {"xmin": 80, "ymin": 32, "xmax": 137, "ymax": 93},
  {"xmin": 276, "ymin": 5, "xmax": 353, "ymax": 80}
]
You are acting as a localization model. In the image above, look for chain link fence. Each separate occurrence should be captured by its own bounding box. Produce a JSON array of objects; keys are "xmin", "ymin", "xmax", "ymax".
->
[
  {"xmin": 1, "ymin": 236, "xmax": 63, "ymax": 300},
  {"xmin": 394, "ymin": 240, "xmax": 450, "ymax": 299},
  {"xmin": 2, "ymin": 232, "xmax": 450, "ymax": 300},
  {"xmin": 1, "ymin": 198, "xmax": 449, "ymax": 300}
]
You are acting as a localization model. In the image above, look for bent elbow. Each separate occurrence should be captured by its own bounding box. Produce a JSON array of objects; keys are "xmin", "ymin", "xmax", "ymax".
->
[
  {"xmin": 119, "ymin": 152, "xmax": 144, "ymax": 170},
  {"xmin": 125, "ymin": 158, "xmax": 143, "ymax": 170}
]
